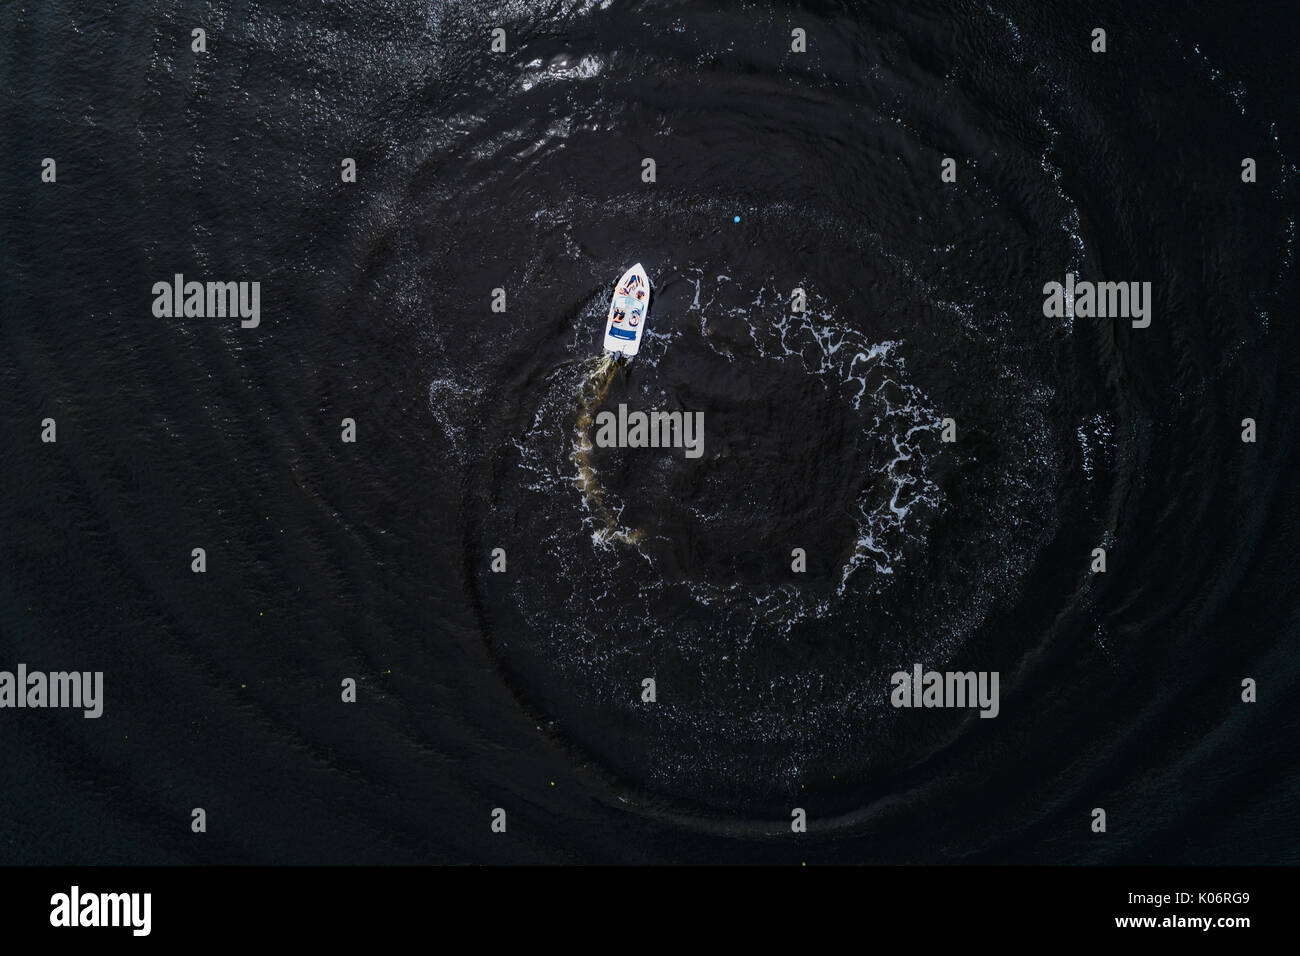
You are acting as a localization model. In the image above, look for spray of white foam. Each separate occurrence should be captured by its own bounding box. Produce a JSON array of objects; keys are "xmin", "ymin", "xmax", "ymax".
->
[
  {"xmin": 688, "ymin": 272, "xmax": 946, "ymax": 592},
  {"xmin": 427, "ymin": 376, "xmax": 479, "ymax": 466},
  {"xmin": 517, "ymin": 53, "xmax": 605, "ymax": 92},
  {"xmin": 983, "ymin": 5, "xmax": 1090, "ymax": 334},
  {"xmin": 1077, "ymin": 412, "xmax": 1113, "ymax": 480}
]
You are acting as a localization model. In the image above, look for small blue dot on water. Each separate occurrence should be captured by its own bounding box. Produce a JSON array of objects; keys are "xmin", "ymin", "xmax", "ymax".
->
[{"xmin": 733, "ymin": 215, "xmax": 741, "ymax": 223}]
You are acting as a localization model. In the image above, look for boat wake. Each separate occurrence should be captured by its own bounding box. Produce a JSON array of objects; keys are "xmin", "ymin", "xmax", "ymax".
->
[{"xmin": 571, "ymin": 352, "xmax": 645, "ymax": 547}]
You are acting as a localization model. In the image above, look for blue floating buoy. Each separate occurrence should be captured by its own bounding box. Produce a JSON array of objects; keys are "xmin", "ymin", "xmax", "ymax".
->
[{"xmin": 733, "ymin": 215, "xmax": 741, "ymax": 223}]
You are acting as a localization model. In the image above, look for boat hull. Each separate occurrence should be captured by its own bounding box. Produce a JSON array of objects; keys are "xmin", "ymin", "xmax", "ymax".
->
[{"xmin": 602, "ymin": 263, "xmax": 650, "ymax": 357}]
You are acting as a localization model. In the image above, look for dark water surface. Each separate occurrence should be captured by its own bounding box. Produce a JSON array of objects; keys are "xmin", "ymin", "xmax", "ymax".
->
[{"xmin": 1, "ymin": 0, "xmax": 1298, "ymax": 863}]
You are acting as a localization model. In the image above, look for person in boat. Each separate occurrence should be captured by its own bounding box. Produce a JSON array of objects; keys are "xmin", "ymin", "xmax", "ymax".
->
[{"xmin": 612, "ymin": 308, "xmax": 625, "ymax": 324}]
